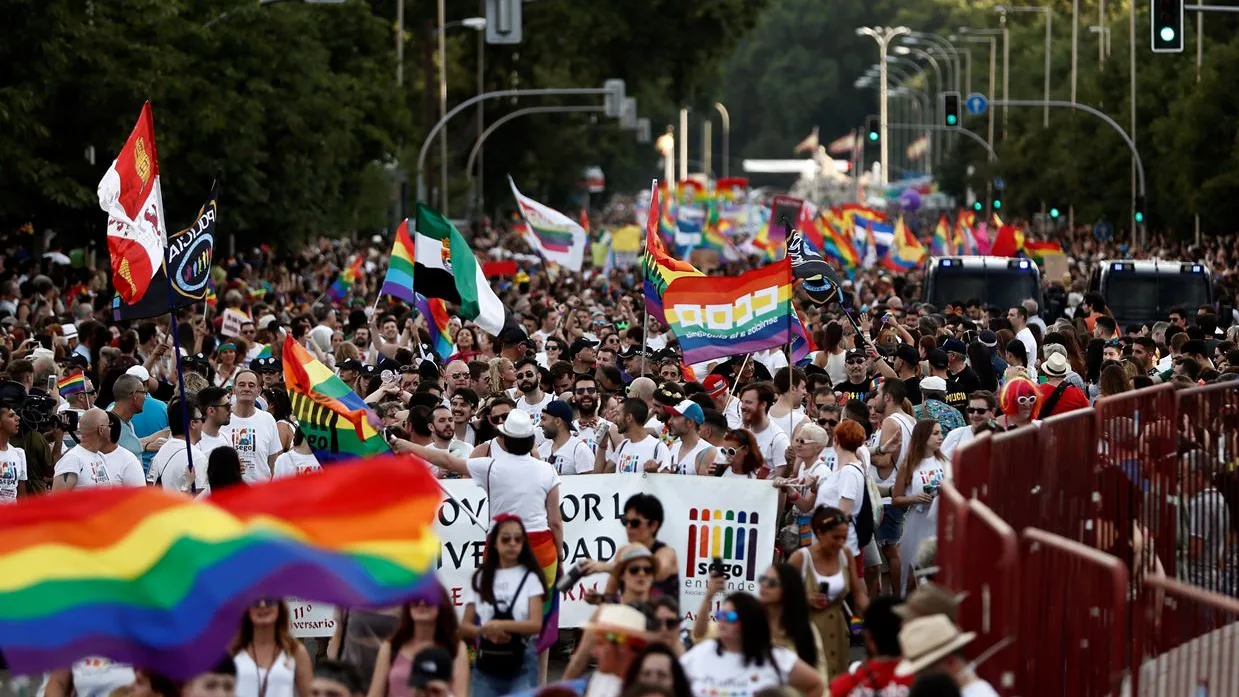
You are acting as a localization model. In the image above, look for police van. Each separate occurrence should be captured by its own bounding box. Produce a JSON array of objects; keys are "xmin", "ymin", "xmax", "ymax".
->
[
  {"xmin": 1088, "ymin": 259, "xmax": 1213, "ymax": 326},
  {"xmin": 923, "ymin": 256, "xmax": 1043, "ymax": 311}
]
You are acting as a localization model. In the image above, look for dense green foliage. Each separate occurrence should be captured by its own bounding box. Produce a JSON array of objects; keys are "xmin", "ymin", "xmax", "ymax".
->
[{"xmin": 0, "ymin": 0, "xmax": 765, "ymax": 244}]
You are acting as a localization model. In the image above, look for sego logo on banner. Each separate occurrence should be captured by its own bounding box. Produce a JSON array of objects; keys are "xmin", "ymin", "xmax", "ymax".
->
[{"xmin": 685, "ymin": 507, "xmax": 761, "ymax": 591}]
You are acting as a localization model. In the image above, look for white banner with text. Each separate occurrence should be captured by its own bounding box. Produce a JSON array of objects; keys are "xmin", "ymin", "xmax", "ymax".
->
[{"xmin": 433, "ymin": 474, "xmax": 779, "ymax": 627}]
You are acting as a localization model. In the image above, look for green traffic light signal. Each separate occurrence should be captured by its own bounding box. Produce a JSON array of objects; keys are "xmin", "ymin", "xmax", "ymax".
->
[
  {"xmin": 946, "ymin": 114, "xmax": 958, "ymax": 126},
  {"xmin": 993, "ymin": 199, "xmax": 1003, "ymax": 211},
  {"xmin": 1049, "ymin": 207, "xmax": 1060, "ymax": 219},
  {"xmin": 973, "ymin": 201, "xmax": 983, "ymax": 212},
  {"xmin": 867, "ymin": 131, "xmax": 879, "ymax": 142},
  {"xmin": 1160, "ymin": 26, "xmax": 1176, "ymax": 42},
  {"xmin": 1134, "ymin": 211, "xmax": 1145, "ymax": 223}
]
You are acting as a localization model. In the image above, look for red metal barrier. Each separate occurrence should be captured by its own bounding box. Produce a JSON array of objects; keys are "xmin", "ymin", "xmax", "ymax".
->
[
  {"xmin": 952, "ymin": 430, "xmax": 993, "ymax": 502},
  {"xmin": 1034, "ymin": 408, "xmax": 1098, "ymax": 542},
  {"xmin": 983, "ymin": 425, "xmax": 1041, "ymax": 533},
  {"xmin": 962, "ymin": 499, "xmax": 1019, "ymax": 695},
  {"xmin": 1017, "ymin": 528, "xmax": 1130, "ymax": 697},
  {"xmin": 1132, "ymin": 576, "xmax": 1239, "ymax": 696},
  {"xmin": 937, "ymin": 482, "xmax": 970, "ymax": 593},
  {"xmin": 1176, "ymin": 381, "xmax": 1239, "ymax": 598},
  {"xmin": 1095, "ymin": 384, "xmax": 1180, "ymax": 582}
]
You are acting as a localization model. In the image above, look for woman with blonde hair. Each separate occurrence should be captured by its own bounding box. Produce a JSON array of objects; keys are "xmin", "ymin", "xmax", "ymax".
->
[
  {"xmin": 488, "ymin": 357, "xmax": 516, "ymax": 397},
  {"xmin": 230, "ymin": 598, "xmax": 313, "ymax": 697}
]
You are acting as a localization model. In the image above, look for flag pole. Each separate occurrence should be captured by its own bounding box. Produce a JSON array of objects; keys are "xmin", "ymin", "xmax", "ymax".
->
[
  {"xmin": 162, "ymin": 248, "xmax": 195, "ymax": 494},
  {"xmin": 782, "ymin": 215, "xmax": 794, "ymax": 365}
]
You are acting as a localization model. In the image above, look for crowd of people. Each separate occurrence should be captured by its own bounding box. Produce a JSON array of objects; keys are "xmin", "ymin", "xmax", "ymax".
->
[{"xmin": 0, "ymin": 211, "xmax": 1237, "ymax": 697}]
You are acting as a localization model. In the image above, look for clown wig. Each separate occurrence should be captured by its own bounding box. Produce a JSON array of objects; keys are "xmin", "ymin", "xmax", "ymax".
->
[{"xmin": 999, "ymin": 376, "xmax": 1042, "ymax": 421}]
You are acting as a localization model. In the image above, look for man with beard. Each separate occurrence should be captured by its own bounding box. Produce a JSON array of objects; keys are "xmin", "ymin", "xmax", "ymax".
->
[
  {"xmin": 450, "ymin": 388, "xmax": 479, "ymax": 445},
  {"xmin": 538, "ymin": 400, "xmax": 594, "ymax": 475},
  {"xmin": 941, "ymin": 391, "xmax": 999, "ymax": 458},
  {"xmin": 666, "ymin": 400, "xmax": 715, "ymax": 475},
  {"xmin": 442, "ymin": 359, "xmax": 472, "ymax": 399},
  {"xmin": 1130, "ymin": 336, "xmax": 1159, "ymax": 377},
  {"xmin": 571, "ymin": 375, "xmax": 611, "ymax": 454},
  {"xmin": 942, "ymin": 339, "xmax": 981, "ymax": 415},
  {"xmin": 569, "ymin": 337, "xmax": 598, "ymax": 378},
  {"xmin": 597, "ymin": 398, "xmax": 670, "ymax": 474},
  {"xmin": 513, "ymin": 358, "xmax": 553, "ymax": 443},
  {"xmin": 196, "ymin": 386, "xmax": 233, "ymax": 455},
  {"xmin": 739, "ymin": 382, "xmax": 789, "ymax": 478},
  {"xmin": 428, "ymin": 404, "xmax": 471, "ymax": 460}
]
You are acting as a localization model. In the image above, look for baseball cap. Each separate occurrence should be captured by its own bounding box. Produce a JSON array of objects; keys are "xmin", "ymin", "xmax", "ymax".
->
[
  {"xmin": 339, "ymin": 358, "xmax": 364, "ymax": 373},
  {"xmin": 941, "ymin": 338, "xmax": 968, "ymax": 356},
  {"xmin": 257, "ymin": 314, "xmax": 278, "ymax": 331},
  {"xmin": 895, "ymin": 344, "xmax": 920, "ymax": 366},
  {"xmin": 927, "ymin": 348, "xmax": 949, "ymax": 370},
  {"xmin": 702, "ymin": 374, "xmax": 729, "ymax": 397},
  {"xmin": 542, "ymin": 400, "xmax": 577, "ymax": 430},
  {"xmin": 125, "ymin": 365, "xmax": 151, "ymax": 382},
  {"xmin": 498, "ymin": 326, "xmax": 530, "ymax": 346},
  {"xmin": 920, "ymin": 376, "xmax": 947, "ymax": 392},
  {"xmin": 846, "ymin": 348, "xmax": 867, "ymax": 362},
  {"xmin": 668, "ymin": 399, "xmax": 704, "ymax": 425},
  {"xmin": 407, "ymin": 646, "xmax": 454, "ymax": 689},
  {"xmin": 978, "ymin": 330, "xmax": 998, "ymax": 347},
  {"xmin": 569, "ymin": 337, "xmax": 599, "ymax": 356}
]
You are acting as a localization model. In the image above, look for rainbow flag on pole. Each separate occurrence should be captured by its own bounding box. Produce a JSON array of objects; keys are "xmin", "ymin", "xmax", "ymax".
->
[
  {"xmin": 509, "ymin": 177, "xmax": 587, "ymax": 271},
  {"xmin": 0, "ymin": 453, "xmax": 441, "ymax": 678},
  {"xmin": 326, "ymin": 255, "xmax": 363, "ymax": 303},
  {"xmin": 414, "ymin": 293, "xmax": 454, "ymax": 360},
  {"xmin": 380, "ymin": 219, "xmax": 417, "ymax": 303},
  {"xmin": 643, "ymin": 182, "xmax": 703, "ymax": 321},
  {"xmin": 57, "ymin": 372, "xmax": 86, "ymax": 397},
  {"xmin": 282, "ymin": 336, "xmax": 390, "ymax": 462},
  {"xmin": 931, "ymin": 214, "xmax": 952, "ymax": 256},
  {"xmin": 663, "ymin": 258, "xmax": 796, "ymax": 365},
  {"xmin": 882, "ymin": 217, "xmax": 927, "ymax": 272}
]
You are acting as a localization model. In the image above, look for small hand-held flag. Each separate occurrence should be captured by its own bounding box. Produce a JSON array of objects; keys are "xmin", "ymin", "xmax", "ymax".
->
[{"xmin": 98, "ymin": 102, "xmax": 168, "ymax": 304}]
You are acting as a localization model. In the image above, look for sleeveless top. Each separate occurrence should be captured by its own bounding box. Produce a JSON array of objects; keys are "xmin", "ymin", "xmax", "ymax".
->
[
  {"xmin": 649, "ymin": 540, "xmax": 681, "ymax": 603},
  {"xmin": 234, "ymin": 648, "xmax": 297, "ymax": 697},
  {"xmin": 385, "ymin": 650, "xmax": 417, "ymax": 697}
]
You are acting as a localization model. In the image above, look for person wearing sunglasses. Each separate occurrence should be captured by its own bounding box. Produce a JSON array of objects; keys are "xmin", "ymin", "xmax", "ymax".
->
[
  {"xmin": 369, "ymin": 583, "xmax": 468, "ymax": 697},
  {"xmin": 941, "ymin": 391, "xmax": 999, "ymax": 459},
  {"xmin": 230, "ymin": 597, "xmax": 313, "ymax": 697},
  {"xmin": 780, "ymin": 425, "xmax": 837, "ymax": 550},
  {"xmin": 646, "ymin": 597, "xmax": 685, "ymax": 656},
  {"xmin": 147, "ymin": 396, "xmax": 209, "ymax": 493},
  {"xmin": 565, "ymin": 545, "xmax": 658, "ymax": 679},
  {"xmin": 788, "ymin": 506, "xmax": 868, "ymax": 681},
  {"xmin": 512, "ymin": 358, "xmax": 552, "ymax": 441},
  {"xmin": 713, "ymin": 429, "xmax": 764, "ymax": 479},
  {"xmin": 680, "ymin": 593, "xmax": 823, "ymax": 697},
  {"xmin": 994, "ymin": 377, "xmax": 1042, "ymax": 431},
  {"xmin": 460, "ymin": 515, "xmax": 546, "ymax": 697}
]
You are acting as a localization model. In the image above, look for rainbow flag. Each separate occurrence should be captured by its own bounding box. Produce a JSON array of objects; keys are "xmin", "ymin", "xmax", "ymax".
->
[
  {"xmin": 58, "ymin": 372, "xmax": 86, "ymax": 397},
  {"xmin": 509, "ymin": 177, "xmax": 587, "ymax": 271},
  {"xmin": 282, "ymin": 336, "xmax": 390, "ymax": 462},
  {"xmin": 663, "ymin": 258, "xmax": 796, "ymax": 365},
  {"xmin": 381, "ymin": 219, "xmax": 417, "ymax": 303},
  {"xmin": 1023, "ymin": 239, "xmax": 1065, "ymax": 264},
  {"xmin": 882, "ymin": 217, "xmax": 927, "ymax": 272},
  {"xmin": 415, "ymin": 293, "xmax": 454, "ymax": 360},
  {"xmin": 643, "ymin": 183, "xmax": 704, "ymax": 321},
  {"xmin": 931, "ymin": 215, "xmax": 951, "ymax": 256},
  {"xmin": 0, "ymin": 453, "xmax": 441, "ymax": 677},
  {"xmin": 820, "ymin": 212, "xmax": 861, "ymax": 272},
  {"xmin": 659, "ymin": 184, "xmax": 678, "ymax": 245},
  {"xmin": 790, "ymin": 309, "xmax": 815, "ymax": 364},
  {"xmin": 326, "ymin": 255, "xmax": 363, "ymax": 303}
]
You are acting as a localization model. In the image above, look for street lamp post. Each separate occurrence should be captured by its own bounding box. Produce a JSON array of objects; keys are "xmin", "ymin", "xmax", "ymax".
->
[
  {"xmin": 886, "ymin": 59, "xmax": 932, "ymax": 174},
  {"xmin": 466, "ymin": 106, "xmax": 607, "ymax": 202},
  {"xmin": 894, "ymin": 47, "xmax": 942, "ymax": 170},
  {"xmin": 432, "ymin": 15, "xmax": 487, "ymax": 218},
  {"xmin": 856, "ymin": 25, "xmax": 911, "ymax": 185},
  {"xmin": 714, "ymin": 103, "xmax": 731, "ymax": 179},
  {"xmin": 952, "ymin": 33, "xmax": 998, "ymax": 220},
  {"xmin": 996, "ymin": 5, "xmax": 1053, "ymax": 127}
]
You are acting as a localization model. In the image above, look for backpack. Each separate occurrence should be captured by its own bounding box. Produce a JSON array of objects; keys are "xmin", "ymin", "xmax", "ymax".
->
[{"xmin": 848, "ymin": 463, "xmax": 883, "ymax": 548}]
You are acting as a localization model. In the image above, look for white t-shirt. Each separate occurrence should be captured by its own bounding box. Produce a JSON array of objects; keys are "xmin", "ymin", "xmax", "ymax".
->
[
  {"xmin": 1016, "ymin": 326, "xmax": 1038, "ymax": 379},
  {"xmin": 803, "ymin": 447, "xmax": 838, "ymax": 481},
  {"xmin": 221, "ymin": 409, "xmax": 281, "ymax": 483},
  {"xmin": 961, "ymin": 679, "xmax": 1002, "ymax": 697},
  {"xmin": 679, "ymin": 640, "xmax": 799, "ymax": 697},
  {"xmin": 148, "ymin": 439, "xmax": 209, "ymax": 493},
  {"xmin": 539, "ymin": 436, "xmax": 595, "ymax": 475},
  {"xmin": 750, "ymin": 421, "xmax": 790, "ymax": 472},
  {"xmin": 54, "ymin": 445, "xmax": 144, "ymax": 489},
  {"xmin": 608, "ymin": 434, "xmax": 670, "ymax": 474},
  {"xmin": 516, "ymin": 392, "xmax": 553, "ymax": 427},
  {"xmin": 769, "ymin": 408, "xmax": 807, "ymax": 442},
  {"xmin": 941, "ymin": 425, "xmax": 980, "ymax": 461},
  {"xmin": 467, "ymin": 451, "xmax": 561, "ymax": 532},
  {"xmin": 198, "ymin": 429, "xmax": 232, "ymax": 455},
  {"xmin": 816, "ymin": 462, "xmax": 866, "ymax": 554},
  {"xmin": 464, "ymin": 566, "xmax": 545, "ymax": 624},
  {"xmin": 102, "ymin": 448, "xmax": 147, "ymax": 487},
  {"xmin": 273, "ymin": 450, "xmax": 323, "ymax": 478},
  {"xmin": 574, "ymin": 418, "xmax": 612, "ymax": 454},
  {"xmin": 724, "ymin": 398, "xmax": 742, "ymax": 430},
  {"xmin": 69, "ymin": 658, "xmax": 136, "ymax": 697},
  {"xmin": 668, "ymin": 438, "xmax": 713, "ymax": 475},
  {"xmin": 0, "ymin": 442, "xmax": 27, "ymax": 503}
]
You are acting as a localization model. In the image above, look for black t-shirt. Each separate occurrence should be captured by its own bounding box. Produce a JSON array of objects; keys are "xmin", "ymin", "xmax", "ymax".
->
[
  {"xmin": 945, "ymin": 368, "xmax": 982, "ymax": 413},
  {"xmin": 837, "ymin": 378, "xmax": 873, "ymax": 405},
  {"xmin": 904, "ymin": 376, "xmax": 923, "ymax": 406}
]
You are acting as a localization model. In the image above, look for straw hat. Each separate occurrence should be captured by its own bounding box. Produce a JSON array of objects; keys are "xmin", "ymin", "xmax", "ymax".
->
[{"xmin": 894, "ymin": 615, "xmax": 977, "ymax": 677}]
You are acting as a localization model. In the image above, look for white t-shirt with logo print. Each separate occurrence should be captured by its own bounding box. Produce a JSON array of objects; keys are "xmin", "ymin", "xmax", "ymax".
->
[
  {"xmin": 221, "ymin": 409, "xmax": 280, "ymax": 483},
  {"xmin": 54, "ymin": 445, "xmax": 145, "ymax": 489},
  {"xmin": 0, "ymin": 442, "xmax": 27, "ymax": 502},
  {"xmin": 539, "ymin": 436, "xmax": 594, "ymax": 475},
  {"xmin": 273, "ymin": 450, "xmax": 323, "ymax": 478},
  {"xmin": 679, "ymin": 639, "xmax": 799, "ymax": 697},
  {"xmin": 607, "ymin": 434, "xmax": 670, "ymax": 474}
]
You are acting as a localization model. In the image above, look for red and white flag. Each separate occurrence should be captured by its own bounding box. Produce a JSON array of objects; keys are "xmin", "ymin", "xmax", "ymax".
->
[{"xmin": 98, "ymin": 102, "xmax": 167, "ymax": 304}]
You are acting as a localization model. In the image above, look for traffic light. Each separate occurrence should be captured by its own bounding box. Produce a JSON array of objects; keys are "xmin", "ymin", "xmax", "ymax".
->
[
  {"xmin": 1150, "ymin": 0, "xmax": 1184, "ymax": 53},
  {"xmin": 1134, "ymin": 195, "xmax": 1146, "ymax": 224},
  {"xmin": 865, "ymin": 115, "xmax": 880, "ymax": 143},
  {"xmin": 941, "ymin": 92, "xmax": 961, "ymax": 129},
  {"xmin": 1049, "ymin": 207, "xmax": 1061, "ymax": 219},
  {"xmin": 972, "ymin": 201, "xmax": 984, "ymax": 212},
  {"xmin": 992, "ymin": 197, "xmax": 1003, "ymax": 212}
]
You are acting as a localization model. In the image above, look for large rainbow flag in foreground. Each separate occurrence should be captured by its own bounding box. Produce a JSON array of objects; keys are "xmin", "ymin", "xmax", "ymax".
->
[
  {"xmin": 663, "ymin": 258, "xmax": 797, "ymax": 365},
  {"xmin": 283, "ymin": 336, "xmax": 390, "ymax": 462},
  {"xmin": 643, "ymin": 182, "xmax": 703, "ymax": 321},
  {"xmin": 0, "ymin": 453, "xmax": 441, "ymax": 677}
]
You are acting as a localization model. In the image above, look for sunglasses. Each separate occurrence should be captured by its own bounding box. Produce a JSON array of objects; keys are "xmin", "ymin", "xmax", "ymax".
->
[
  {"xmin": 720, "ymin": 447, "xmax": 738, "ymax": 457},
  {"xmin": 517, "ymin": 371, "xmax": 538, "ymax": 380},
  {"xmin": 966, "ymin": 407, "xmax": 991, "ymax": 414},
  {"xmin": 447, "ymin": 372, "xmax": 469, "ymax": 379},
  {"xmin": 623, "ymin": 517, "xmax": 646, "ymax": 528},
  {"xmin": 713, "ymin": 610, "xmax": 739, "ymax": 624},
  {"xmin": 625, "ymin": 564, "xmax": 653, "ymax": 576},
  {"xmin": 575, "ymin": 387, "xmax": 598, "ymax": 395},
  {"xmin": 251, "ymin": 597, "xmax": 278, "ymax": 609},
  {"xmin": 1016, "ymin": 395, "xmax": 1037, "ymax": 405},
  {"xmin": 489, "ymin": 412, "xmax": 510, "ymax": 425},
  {"xmin": 758, "ymin": 576, "xmax": 780, "ymax": 588},
  {"xmin": 846, "ymin": 358, "xmax": 866, "ymax": 366},
  {"xmin": 657, "ymin": 618, "xmax": 679, "ymax": 630},
  {"xmin": 795, "ymin": 438, "xmax": 821, "ymax": 446},
  {"xmin": 817, "ymin": 418, "xmax": 839, "ymax": 427}
]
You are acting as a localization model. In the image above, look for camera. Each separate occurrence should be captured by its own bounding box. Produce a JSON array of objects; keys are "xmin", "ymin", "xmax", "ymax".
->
[{"xmin": 556, "ymin": 562, "xmax": 588, "ymax": 593}]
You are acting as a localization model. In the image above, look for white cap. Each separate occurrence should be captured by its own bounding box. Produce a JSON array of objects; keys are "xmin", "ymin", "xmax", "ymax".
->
[{"xmin": 125, "ymin": 365, "xmax": 151, "ymax": 382}]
